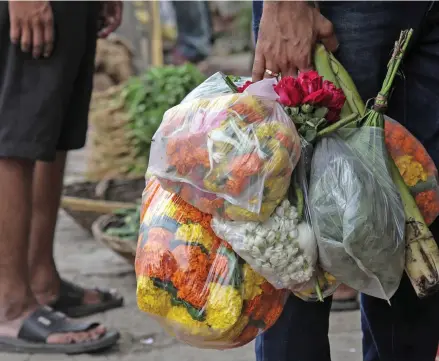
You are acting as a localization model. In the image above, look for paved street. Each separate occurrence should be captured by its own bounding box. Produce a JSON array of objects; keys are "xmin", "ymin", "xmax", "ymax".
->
[{"xmin": 0, "ymin": 149, "xmax": 362, "ymax": 361}]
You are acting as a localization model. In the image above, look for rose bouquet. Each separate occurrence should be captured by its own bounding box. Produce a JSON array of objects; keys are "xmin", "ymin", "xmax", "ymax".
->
[{"xmin": 135, "ymin": 177, "xmax": 286, "ymax": 348}]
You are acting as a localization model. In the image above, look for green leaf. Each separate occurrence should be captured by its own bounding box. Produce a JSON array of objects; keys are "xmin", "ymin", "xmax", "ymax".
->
[
  {"xmin": 304, "ymin": 129, "xmax": 318, "ymax": 143},
  {"xmin": 313, "ymin": 107, "xmax": 329, "ymax": 119}
]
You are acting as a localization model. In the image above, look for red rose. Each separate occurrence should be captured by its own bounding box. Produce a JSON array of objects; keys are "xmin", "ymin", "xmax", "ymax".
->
[
  {"xmin": 298, "ymin": 71, "xmax": 323, "ymax": 95},
  {"xmin": 303, "ymin": 88, "xmax": 332, "ymax": 105},
  {"xmin": 326, "ymin": 108, "xmax": 341, "ymax": 122},
  {"xmin": 273, "ymin": 76, "xmax": 304, "ymax": 107},
  {"xmin": 327, "ymin": 87, "xmax": 346, "ymax": 110},
  {"xmin": 237, "ymin": 80, "xmax": 253, "ymax": 93}
]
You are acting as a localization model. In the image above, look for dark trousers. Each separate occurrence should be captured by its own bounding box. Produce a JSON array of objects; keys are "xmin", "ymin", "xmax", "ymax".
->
[{"xmin": 252, "ymin": 2, "xmax": 439, "ymax": 360}]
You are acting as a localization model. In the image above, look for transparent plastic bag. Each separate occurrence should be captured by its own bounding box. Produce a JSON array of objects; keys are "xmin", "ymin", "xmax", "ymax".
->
[
  {"xmin": 147, "ymin": 74, "xmax": 301, "ymax": 222},
  {"xmin": 135, "ymin": 177, "xmax": 287, "ymax": 349},
  {"xmin": 309, "ymin": 127, "xmax": 406, "ymax": 300},
  {"xmin": 211, "ymin": 143, "xmax": 318, "ymax": 291},
  {"xmin": 384, "ymin": 115, "xmax": 439, "ymax": 225}
]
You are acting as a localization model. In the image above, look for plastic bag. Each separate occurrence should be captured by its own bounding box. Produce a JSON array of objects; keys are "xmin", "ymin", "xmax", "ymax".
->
[
  {"xmin": 147, "ymin": 73, "xmax": 301, "ymax": 222},
  {"xmin": 309, "ymin": 126, "xmax": 406, "ymax": 300},
  {"xmin": 135, "ymin": 177, "xmax": 287, "ymax": 349},
  {"xmin": 211, "ymin": 142, "xmax": 318, "ymax": 291},
  {"xmin": 384, "ymin": 115, "xmax": 439, "ymax": 225}
]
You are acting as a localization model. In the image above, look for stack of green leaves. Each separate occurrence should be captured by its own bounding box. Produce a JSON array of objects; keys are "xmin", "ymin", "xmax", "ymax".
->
[{"xmin": 121, "ymin": 64, "xmax": 206, "ymax": 175}]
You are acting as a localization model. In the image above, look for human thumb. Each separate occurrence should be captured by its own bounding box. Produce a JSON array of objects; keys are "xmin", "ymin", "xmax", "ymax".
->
[{"xmin": 317, "ymin": 14, "xmax": 339, "ymax": 53}]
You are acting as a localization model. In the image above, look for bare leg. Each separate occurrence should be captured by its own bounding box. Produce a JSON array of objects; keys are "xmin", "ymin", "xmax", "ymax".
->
[
  {"xmin": 0, "ymin": 157, "xmax": 105, "ymax": 343},
  {"xmin": 28, "ymin": 152, "xmax": 102, "ymax": 306}
]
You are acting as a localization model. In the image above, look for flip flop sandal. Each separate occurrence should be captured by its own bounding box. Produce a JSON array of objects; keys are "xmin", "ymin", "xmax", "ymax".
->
[
  {"xmin": 50, "ymin": 280, "xmax": 124, "ymax": 318},
  {"xmin": 0, "ymin": 306, "xmax": 119, "ymax": 354}
]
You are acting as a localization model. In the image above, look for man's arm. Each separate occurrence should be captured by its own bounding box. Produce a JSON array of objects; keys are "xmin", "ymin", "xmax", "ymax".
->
[{"xmin": 252, "ymin": 1, "xmax": 337, "ymax": 81}]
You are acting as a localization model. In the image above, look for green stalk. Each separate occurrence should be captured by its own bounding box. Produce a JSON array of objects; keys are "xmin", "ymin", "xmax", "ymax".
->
[
  {"xmin": 328, "ymin": 53, "xmax": 366, "ymax": 117},
  {"xmin": 223, "ymin": 75, "xmax": 239, "ymax": 93},
  {"xmin": 360, "ymin": 29, "xmax": 439, "ymax": 297},
  {"xmin": 316, "ymin": 112, "xmax": 358, "ymax": 138}
]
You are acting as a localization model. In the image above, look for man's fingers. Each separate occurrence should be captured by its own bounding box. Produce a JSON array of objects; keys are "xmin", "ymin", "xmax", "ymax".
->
[
  {"xmin": 31, "ymin": 21, "xmax": 43, "ymax": 58},
  {"xmin": 9, "ymin": 20, "xmax": 21, "ymax": 45},
  {"xmin": 281, "ymin": 65, "xmax": 298, "ymax": 78},
  {"xmin": 321, "ymin": 34, "xmax": 339, "ymax": 53},
  {"xmin": 317, "ymin": 14, "xmax": 339, "ymax": 52},
  {"xmin": 42, "ymin": 16, "xmax": 54, "ymax": 57},
  {"xmin": 20, "ymin": 22, "xmax": 32, "ymax": 53},
  {"xmin": 263, "ymin": 61, "xmax": 280, "ymax": 78},
  {"xmin": 252, "ymin": 49, "xmax": 266, "ymax": 82}
]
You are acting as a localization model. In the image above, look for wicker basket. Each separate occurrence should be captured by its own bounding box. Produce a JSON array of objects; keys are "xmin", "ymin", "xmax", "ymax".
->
[
  {"xmin": 61, "ymin": 178, "xmax": 145, "ymax": 234},
  {"xmin": 92, "ymin": 214, "xmax": 137, "ymax": 264}
]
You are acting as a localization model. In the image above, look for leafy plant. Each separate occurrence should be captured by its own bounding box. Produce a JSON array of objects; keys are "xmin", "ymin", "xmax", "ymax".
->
[
  {"xmin": 121, "ymin": 64, "xmax": 206, "ymax": 175},
  {"xmin": 104, "ymin": 204, "xmax": 141, "ymax": 241}
]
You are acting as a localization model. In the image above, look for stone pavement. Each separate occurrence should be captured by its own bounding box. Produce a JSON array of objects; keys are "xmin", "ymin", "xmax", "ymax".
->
[{"xmin": 0, "ymin": 149, "xmax": 362, "ymax": 361}]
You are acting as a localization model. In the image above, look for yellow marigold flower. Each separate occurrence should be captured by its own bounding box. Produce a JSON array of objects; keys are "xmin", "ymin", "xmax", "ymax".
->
[
  {"xmin": 255, "ymin": 123, "xmax": 276, "ymax": 140},
  {"xmin": 208, "ymin": 94, "xmax": 241, "ymax": 111},
  {"xmin": 242, "ymin": 264, "xmax": 264, "ymax": 300},
  {"xmin": 166, "ymin": 306, "xmax": 213, "ymax": 337},
  {"xmin": 175, "ymin": 223, "xmax": 213, "ymax": 250},
  {"xmin": 264, "ymin": 176, "xmax": 289, "ymax": 201},
  {"xmin": 215, "ymin": 315, "xmax": 250, "ymax": 342},
  {"xmin": 162, "ymin": 202, "xmax": 178, "ymax": 219},
  {"xmin": 205, "ymin": 283, "xmax": 243, "ymax": 333},
  {"xmin": 395, "ymin": 155, "xmax": 428, "ymax": 187},
  {"xmin": 264, "ymin": 145, "xmax": 290, "ymax": 175},
  {"xmin": 137, "ymin": 276, "xmax": 172, "ymax": 317},
  {"xmin": 225, "ymin": 204, "xmax": 260, "ymax": 222},
  {"xmin": 237, "ymin": 95, "xmax": 265, "ymax": 117}
]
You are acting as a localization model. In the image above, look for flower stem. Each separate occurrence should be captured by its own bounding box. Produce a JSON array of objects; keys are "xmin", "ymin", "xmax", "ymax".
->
[
  {"xmin": 223, "ymin": 75, "xmax": 239, "ymax": 93},
  {"xmin": 316, "ymin": 112, "xmax": 359, "ymax": 138},
  {"xmin": 315, "ymin": 281, "xmax": 324, "ymax": 302}
]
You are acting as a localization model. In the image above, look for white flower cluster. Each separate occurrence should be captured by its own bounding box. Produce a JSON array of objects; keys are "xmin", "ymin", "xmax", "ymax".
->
[{"xmin": 213, "ymin": 199, "xmax": 317, "ymax": 290}]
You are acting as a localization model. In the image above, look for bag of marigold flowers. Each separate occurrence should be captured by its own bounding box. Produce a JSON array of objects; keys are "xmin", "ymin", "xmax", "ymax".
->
[
  {"xmin": 211, "ymin": 140, "xmax": 322, "ymax": 293},
  {"xmin": 135, "ymin": 177, "xmax": 287, "ymax": 349},
  {"xmin": 384, "ymin": 115, "xmax": 439, "ymax": 226},
  {"xmin": 147, "ymin": 73, "xmax": 302, "ymax": 223}
]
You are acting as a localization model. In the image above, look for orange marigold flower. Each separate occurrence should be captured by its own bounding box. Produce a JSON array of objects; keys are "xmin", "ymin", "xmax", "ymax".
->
[
  {"xmin": 175, "ymin": 281, "xmax": 210, "ymax": 309},
  {"xmin": 172, "ymin": 245, "xmax": 210, "ymax": 273},
  {"xmin": 193, "ymin": 148, "xmax": 211, "ymax": 169},
  {"xmin": 416, "ymin": 190, "xmax": 439, "ymax": 225},
  {"xmin": 230, "ymin": 153, "xmax": 263, "ymax": 178},
  {"xmin": 198, "ymin": 197, "xmax": 224, "ymax": 215},
  {"xmin": 225, "ymin": 177, "xmax": 248, "ymax": 197},
  {"xmin": 209, "ymin": 254, "xmax": 229, "ymax": 281},
  {"xmin": 234, "ymin": 325, "xmax": 259, "ymax": 346},
  {"xmin": 140, "ymin": 241, "xmax": 177, "ymax": 281},
  {"xmin": 229, "ymin": 103, "xmax": 264, "ymax": 123},
  {"xmin": 148, "ymin": 228, "xmax": 174, "ymax": 248}
]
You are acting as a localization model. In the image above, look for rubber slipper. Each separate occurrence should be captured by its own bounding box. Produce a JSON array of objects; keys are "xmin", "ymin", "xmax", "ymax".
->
[
  {"xmin": 0, "ymin": 306, "xmax": 119, "ymax": 354},
  {"xmin": 50, "ymin": 280, "xmax": 124, "ymax": 318}
]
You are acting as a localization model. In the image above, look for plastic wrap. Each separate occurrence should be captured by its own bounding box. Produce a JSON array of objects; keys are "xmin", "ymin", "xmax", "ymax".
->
[
  {"xmin": 211, "ymin": 142, "xmax": 318, "ymax": 291},
  {"xmin": 147, "ymin": 74, "xmax": 301, "ymax": 222},
  {"xmin": 135, "ymin": 177, "xmax": 287, "ymax": 349},
  {"xmin": 309, "ymin": 127, "xmax": 406, "ymax": 300},
  {"xmin": 384, "ymin": 115, "xmax": 439, "ymax": 225}
]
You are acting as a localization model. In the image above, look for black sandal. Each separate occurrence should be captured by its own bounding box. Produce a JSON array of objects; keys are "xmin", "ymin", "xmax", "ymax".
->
[
  {"xmin": 0, "ymin": 306, "xmax": 119, "ymax": 354},
  {"xmin": 50, "ymin": 280, "xmax": 124, "ymax": 318}
]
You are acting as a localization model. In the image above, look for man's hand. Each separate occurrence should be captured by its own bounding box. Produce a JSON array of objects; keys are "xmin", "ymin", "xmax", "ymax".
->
[
  {"xmin": 98, "ymin": 1, "xmax": 123, "ymax": 38},
  {"xmin": 252, "ymin": 1, "xmax": 338, "ymax": 81},
  {"xmin": 8, "ymin": 1, "xmax": 54, "ymax": 58}
]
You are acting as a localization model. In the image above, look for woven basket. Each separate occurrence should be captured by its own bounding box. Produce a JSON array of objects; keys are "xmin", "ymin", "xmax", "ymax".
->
[
  {"xmin": 92, "ymin": 214, "xmax": 137, "ymax": 264},
  {"xmin": 61, "ymin": 178, "xmax": 145, "ymax": 233}
]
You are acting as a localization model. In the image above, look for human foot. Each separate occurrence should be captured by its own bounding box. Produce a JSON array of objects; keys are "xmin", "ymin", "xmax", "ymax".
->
[{"xmin": 0, "ymin": 305, "xmax": 119, "ymax": 354}]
